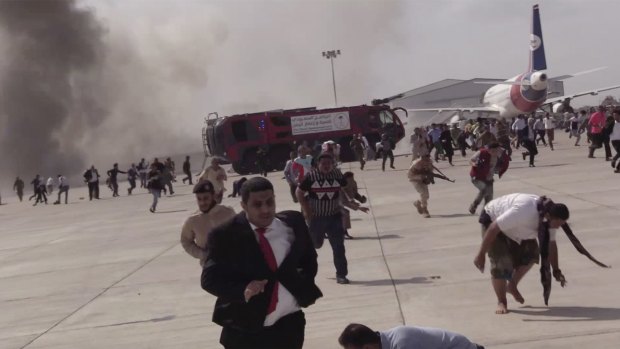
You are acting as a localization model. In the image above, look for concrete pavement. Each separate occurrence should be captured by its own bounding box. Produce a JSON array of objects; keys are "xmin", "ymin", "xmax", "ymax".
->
[{"xmin": 1, "ymin": 134, "xmax": 619, "ymax": 348}]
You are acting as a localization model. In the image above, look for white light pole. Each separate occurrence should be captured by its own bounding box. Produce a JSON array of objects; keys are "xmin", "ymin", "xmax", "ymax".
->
[{"xmin": 322, "ymin": 49, "xmax": 341, "ymax": 106}]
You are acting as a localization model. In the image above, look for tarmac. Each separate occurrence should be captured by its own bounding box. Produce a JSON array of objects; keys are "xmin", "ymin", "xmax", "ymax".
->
[{"xmin": 1, "ymin": 133, "xmax": 619, "ymax": 349}]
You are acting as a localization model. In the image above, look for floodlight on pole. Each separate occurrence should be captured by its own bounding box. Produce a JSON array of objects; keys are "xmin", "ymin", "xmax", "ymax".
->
[{"xmin": 322, "ymin": 49, "xmax": 341, "ymax": 106}]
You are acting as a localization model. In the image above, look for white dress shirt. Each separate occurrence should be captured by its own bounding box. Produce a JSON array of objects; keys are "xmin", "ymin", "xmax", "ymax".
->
[{"xmin": 249, "ymin": 217, "xmax": 300, "ymax": 326}]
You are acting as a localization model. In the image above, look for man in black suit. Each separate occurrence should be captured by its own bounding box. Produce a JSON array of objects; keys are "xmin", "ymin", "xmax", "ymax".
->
[{"xmin": 202, "ymin": 177, "xmax": 322, "ymax": 349}]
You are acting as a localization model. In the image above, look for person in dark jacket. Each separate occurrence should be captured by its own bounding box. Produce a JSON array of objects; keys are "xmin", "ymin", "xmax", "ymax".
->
[
  {"xmin": 602, "ymin": 110, "xmax": 615, "ymax": 161},
  {"xmin": 147, "ymin": 165, "xmax": 164, "ymax": 213},
  {"xmin": 202, "ymin": 177, "xmax": 322, "ymax": 349},
  {"xmin": 83, "ymin": 166, "xmax": 100, "ymax": 200},
  {"xmin": 13, "ymin": 177, "xmax": 24, "ymax": 202},
  {"xmin": 28, "ymin": 174, "xmax": 41, "ymax": 201},
  {"xmin": 182, "ymin": 155, "xmax": 193, "ymax": 185},
  {"xmin": 439, "ymin": 124, "xmax": 455, "ymax": 165},
  {"xmin": 107, "ymin": 163, "xmax": 126, "ymax": 197},
  {"xmin": 127, "ymin": 164, "xmax": 139, "ymax": 195}
]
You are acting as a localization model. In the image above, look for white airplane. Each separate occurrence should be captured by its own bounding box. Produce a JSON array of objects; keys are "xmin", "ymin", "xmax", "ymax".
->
[{"xmin": 410, "ymin": 4, "xmax": 620, "ymax": 123}]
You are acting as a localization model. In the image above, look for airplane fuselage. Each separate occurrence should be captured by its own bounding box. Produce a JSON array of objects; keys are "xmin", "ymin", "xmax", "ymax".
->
[{"xmin": 482, "ymin": 71, "xmax": 548, "ymax": 119}]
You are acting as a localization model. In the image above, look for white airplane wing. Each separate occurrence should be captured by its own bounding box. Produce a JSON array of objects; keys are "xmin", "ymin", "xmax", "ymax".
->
[
  {"xmin": 408, "ymin": 107, "xmax": 500, "ymax": 114},
  {"xmin": 407, "ymin": 107, "xmax": 501, "ymax": 124},
  {"xmin": 544, "ymin": 84, "xmax": 620, "ymax": 106},
  {"xmin": 549, "ymin": 67, "xmax": 607, "ymax": 81}
]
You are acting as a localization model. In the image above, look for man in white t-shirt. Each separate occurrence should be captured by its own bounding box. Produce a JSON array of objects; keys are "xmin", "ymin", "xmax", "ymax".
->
[
  {"xmin": 543, "ymin": 112, "xmax": 556, "ymax": 150},
  {"xmin": 473, "ymin": 193, "xmax": 569, "ymax": 314}
]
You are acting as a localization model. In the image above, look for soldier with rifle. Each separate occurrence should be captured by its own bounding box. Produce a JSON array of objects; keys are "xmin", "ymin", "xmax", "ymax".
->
[{"xmin": 407, "ymin": 155, "xmax": 454, "ymax": 218}]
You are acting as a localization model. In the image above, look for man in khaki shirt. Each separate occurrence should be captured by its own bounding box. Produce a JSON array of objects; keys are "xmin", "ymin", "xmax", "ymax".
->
[
  {"xmin": 198, "ymin": 158, "xmax": 227, "ymax": 203},
  {"xmin": 407, "ymin": 155, "xmax": 436, "ymax": 218},
  {"xmin": 180, "ymin": 180, "xmax": 235, "ymax": 266}
]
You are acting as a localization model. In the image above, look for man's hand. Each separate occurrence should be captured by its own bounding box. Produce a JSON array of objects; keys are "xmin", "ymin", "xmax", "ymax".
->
[
  {"xmin": 553, "ymin": 269, "xmax": 567, "ymax": 287},
  {"xmin": 473, "ymin": 253, "xmax": 485, "ymax": 273},
  {"xmin": 358, "ymin": 206, "xmax": 370, "ymax": 214},
  {"xmin": 244, "ymin": 280, "xmax": 268, "ymax": 302}
]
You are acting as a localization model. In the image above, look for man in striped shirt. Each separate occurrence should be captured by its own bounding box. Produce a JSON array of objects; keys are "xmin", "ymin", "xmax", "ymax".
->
[{"xmin": 296, "ymin": 152, "xmax": 369, "ymax": 284}]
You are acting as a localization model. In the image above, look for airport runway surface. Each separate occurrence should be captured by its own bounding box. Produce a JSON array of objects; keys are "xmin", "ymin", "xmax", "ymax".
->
[{"xmin": 1, "ymin": 134, "xmax": 619, "ymax": 348}]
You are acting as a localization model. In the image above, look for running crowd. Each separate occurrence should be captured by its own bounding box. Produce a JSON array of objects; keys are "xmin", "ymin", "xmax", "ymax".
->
[
  {"xmin": 6, "ymin": 106, "xmax": 614, "ymax": 349},
  {"xmin": 8, "ymin": 155, "xmax": 219, "ymax": 213},
  {"xmin": 181, "ymin": 107, "xmax": 611, "ymax": 348}
]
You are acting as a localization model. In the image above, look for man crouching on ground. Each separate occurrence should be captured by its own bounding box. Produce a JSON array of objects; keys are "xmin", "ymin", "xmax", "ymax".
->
[{"xmin": 473, "ymin": 193, "xmax": 569, "ymax": 314}]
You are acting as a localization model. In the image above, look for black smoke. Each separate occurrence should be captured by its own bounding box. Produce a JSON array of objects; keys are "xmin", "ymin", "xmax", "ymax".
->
[{"xmin": 0, "ymin": 0, "xmax": 105, "ymax": 180}]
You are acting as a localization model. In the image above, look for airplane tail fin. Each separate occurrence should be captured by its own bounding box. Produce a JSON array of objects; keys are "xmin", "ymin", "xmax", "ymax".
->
[{"xmin": 529, "ymin": 4, "xmax": 547, "ymax": 72}]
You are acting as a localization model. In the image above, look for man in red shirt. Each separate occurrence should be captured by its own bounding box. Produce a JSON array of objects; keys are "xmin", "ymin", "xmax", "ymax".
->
[{"xmin": 588, "ymin": 105, "xmax": 606, "ymax": 158}]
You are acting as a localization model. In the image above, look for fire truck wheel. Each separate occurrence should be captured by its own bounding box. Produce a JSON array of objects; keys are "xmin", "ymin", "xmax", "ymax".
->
[
  {"xmin": 232, "ymin": 162, "xmax": 249, "ymax": 175},
  {"xmin": 269, "ymin": 145, "xmax": 291, "ymax": 171}
]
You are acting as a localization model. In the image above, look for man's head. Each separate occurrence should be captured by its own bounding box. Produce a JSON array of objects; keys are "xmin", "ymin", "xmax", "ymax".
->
[
  {"xmin": 546, "ymin": 203, "xmax": 570, "ymax": 228},
  {"xmin": 297, "ymin": 145, "xmax": 305, "ymax": 157},
  {"xmin": 317, "ymin": 152, "xmax": 335, "ymax": 173},
  {"xmin": 90, "ymin": 165, "xmax": 95, "ymax": 170},
  {"xmin": 338, "ymin": 323, "xmax": 381, "ymax": 349},
  {"xmin": 240, "ymin": 177, "xmax": 276, "ymax": 228},
  {"xmin": 290, "ymin": 151, "xmax": 296, "ymax": 160},
  {"xmin": 613, "ymin": 109, "xmax": 620, "ymax": 121},
  {"xmin": 420, "ymin": 154, "xmax": 432, "ymax": 163},
  {"xmin": 186, "ymin": 155, "xmax": 190, "ymax": 160},
  {"xmin": 487, "ymin": 142, "xmax": 501, "ymax": 156},
  {"xmin": 57, "ymin": 174, "xmax": 61, "ymax": 178},
  {"xmin": 343, "ymin": 171, "xmax": 354, "ymax": 181},
  {"xmin": 211, "ymin": 157, "xmax": 220, "ymax": 167},
  {"xmin": 193, "ymin": 180, "xmax": 216, "ymax": 212},
  {"xmin": 599, "ymin": 105, "xmax": 606, "ymax": 112},
  {"xmin": 113, "ymin": 163, "xmax": 118, "ymax": 168}
]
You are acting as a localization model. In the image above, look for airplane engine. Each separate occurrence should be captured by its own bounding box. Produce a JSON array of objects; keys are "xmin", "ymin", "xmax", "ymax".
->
[{"xmin": 529, "ymin": 72, "xmax": 548, "ymax": 90}]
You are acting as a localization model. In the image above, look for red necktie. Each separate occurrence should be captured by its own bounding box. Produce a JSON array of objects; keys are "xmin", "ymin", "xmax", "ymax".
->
[{"xmin": 256, "ymin": 227, "xmax": 278, "ymax": 314}]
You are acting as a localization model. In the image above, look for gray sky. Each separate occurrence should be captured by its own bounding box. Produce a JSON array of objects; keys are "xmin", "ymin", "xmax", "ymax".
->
[{"xmin": 88, "ymin": 0, "xmax": 620, "ymax": 119}]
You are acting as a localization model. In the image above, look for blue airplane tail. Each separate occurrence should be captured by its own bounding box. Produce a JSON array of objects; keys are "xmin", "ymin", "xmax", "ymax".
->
[{"xmin": 529, "ymin": 4, "xmax": 547, "ymax": 71}]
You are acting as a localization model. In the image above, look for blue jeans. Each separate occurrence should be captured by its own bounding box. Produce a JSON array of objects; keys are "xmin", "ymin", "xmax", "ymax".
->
[
  {"xmin": 471, "ymin": 179, "xmax": 493, "ymax": 209},
  {"xmin": 308, "ymin": 214, "xmax": 348, "ymax": 278},
  {"xmin": 151, "ymin": 190, "xmax": 161, "ymax": 210}
]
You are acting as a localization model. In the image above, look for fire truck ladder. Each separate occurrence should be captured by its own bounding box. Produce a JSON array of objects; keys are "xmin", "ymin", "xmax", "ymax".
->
[{"xmin": 201, "ymin": 112, "xmax": 219, "ymax": 172}]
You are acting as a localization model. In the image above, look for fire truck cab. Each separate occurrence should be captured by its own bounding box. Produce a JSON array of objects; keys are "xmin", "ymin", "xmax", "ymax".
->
[{"xmin": 203, "ymin": 104, "xmax": 406, "ymax": 175}]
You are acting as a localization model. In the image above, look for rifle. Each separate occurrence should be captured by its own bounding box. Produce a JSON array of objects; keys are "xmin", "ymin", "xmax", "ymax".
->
[
  {"xmin": 431, "ymin": 173, "xmax": 455, "ymax": 183},
  {"xmin": 430, "ymin": 165, "xmax": 455, "ymax": 183}
]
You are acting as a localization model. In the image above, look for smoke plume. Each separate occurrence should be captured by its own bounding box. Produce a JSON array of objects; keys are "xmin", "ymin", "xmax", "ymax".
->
[
  {"xmin": 0, "ymin": 0, "xmax": 228, "ymax": 187},
  {"xmin": 0, "ymin": 0, "xmax": 105, "ymax": 181}
]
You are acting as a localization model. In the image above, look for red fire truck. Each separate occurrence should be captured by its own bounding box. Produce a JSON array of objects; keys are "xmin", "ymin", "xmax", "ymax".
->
[{"xmin": 202, "ymin": 104, "xmax": 407, "ymax": 175}]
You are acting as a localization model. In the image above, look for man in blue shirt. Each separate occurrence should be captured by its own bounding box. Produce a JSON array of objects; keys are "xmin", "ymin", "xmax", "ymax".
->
[{"xmin": 338, "ymin": 323, "xmax": 484, "ymax": 349}]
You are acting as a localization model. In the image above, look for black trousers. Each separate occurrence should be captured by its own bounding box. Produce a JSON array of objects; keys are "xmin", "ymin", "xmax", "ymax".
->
[
  {"xmin": 382, "ymin": 150, "xmax": 394, "ymax": 170},
  {"xmin": 182, "ymin": 170, "xmax": 193, "ymax": 184},
  {"xmin": 612, "ymin": 140, "xmax": 620, "ymax": 169},
  {"xmin": 221, "ymin": 311, "xmax": 305, "ymax": 349},
  {"xmin": 111, "ymin": 180, "xmax": 119, "ymax": 196},
  {"xmin": 88, "ymin": 181, "xmax": 99, "ymax": 200},
  {"xmin": 288, "ymin": 183, "xmax": 298, "ymax": 203},
  {"xmin": 603, "ymin": 135, "xmax": 612, "ymax": 159},
  {"xmin": 128, "ymin": 179, "xmax": 136, "ymax": 194},
  {"xmin": 522, "ymin": 139, "xmax": 538, "ymax": 165}
]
